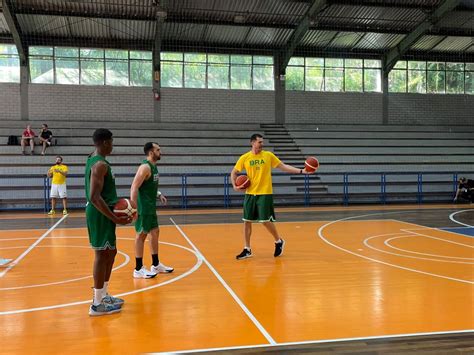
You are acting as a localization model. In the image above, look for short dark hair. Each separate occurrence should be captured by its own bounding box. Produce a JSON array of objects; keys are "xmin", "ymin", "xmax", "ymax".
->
[
  {"xmin": 93, "ymin": 128, "xmax": 113, "ymax": 144},
  {"xmin": 144, "ymin": 142, "xmax": 158, "ymax": 155},
  {"xmin": 56, "ymin": 155, "xmax": 63, "ymax": 161},
  {"xmin": 250, "ymin": 133, "xmax": 263, "ymax": 142},
  {"xmin": 43, "ymin": 123, "xmax": 48, "ymax": 128}
]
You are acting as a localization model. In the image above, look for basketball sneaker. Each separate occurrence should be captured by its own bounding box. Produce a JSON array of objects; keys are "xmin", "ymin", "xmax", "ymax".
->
[
  {"xmin": 236, "ymin": 248, "xmax": 252, "ymax": 260},
  {"xmin": 102, "ymin": 294, "xmax": 124, "ymax": 306},
  {"xmin": 151, "ymin": 263, "xmax": 174, "ymax": 274},
  {"xmin": 133, "ymin": 266, "xmax": 157, "ymax": 279},
  {"xmin": 62, "ymin": 209, "xmax": 68, "ymax": 215},
  {"xmin": 0, "ymin": 258, "xmax": 12, "ymax": 266},
  {"xmin": 274, "ymin": 239, "xmax": 285, "ymax": 257},
  {"xmin": 47, "ymin": 210, "xmax": 55, "ymax": 215},
  {"xmin": 89, "ymin": 302, "xmax": 122, "ymax": 316}
]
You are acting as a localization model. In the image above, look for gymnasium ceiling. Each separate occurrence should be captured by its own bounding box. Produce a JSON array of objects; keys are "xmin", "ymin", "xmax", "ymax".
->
[{"xmin": 0, "ymin": 0, "xmax": 473, "ymax": 60}]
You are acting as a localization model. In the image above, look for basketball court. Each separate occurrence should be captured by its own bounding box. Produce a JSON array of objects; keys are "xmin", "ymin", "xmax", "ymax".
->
[{"xmin": 1, "ymin": 204, "xmax": 472, "ymax": 353}]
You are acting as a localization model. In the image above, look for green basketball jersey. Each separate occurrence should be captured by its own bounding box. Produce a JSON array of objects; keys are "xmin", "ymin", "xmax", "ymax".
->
[
  {"xmin": 85, "ymin": 154, "xmax": 118, "ymax": 206},
  {"xmin": 138, "ymin": 160, "xmax": 159, "ymax": 215}
]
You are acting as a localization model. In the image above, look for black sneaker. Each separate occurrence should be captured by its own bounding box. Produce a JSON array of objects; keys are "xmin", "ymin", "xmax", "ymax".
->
[
  {"xmin": 274, "ymin": 239, "xmax": 285, "ymax": 257},
  {"xmin": 236, "ymin": 248, "xmax": 252, "ymax": 260}
]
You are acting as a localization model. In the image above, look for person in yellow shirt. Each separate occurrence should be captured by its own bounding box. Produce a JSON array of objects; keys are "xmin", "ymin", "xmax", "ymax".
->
[
  {"xmin": 47, "ymin": 155, "xmax": 69, "ymax": 215},
  {"xmin": 231, "ymin": 133, "xmax": 314, "ymax": 259}
]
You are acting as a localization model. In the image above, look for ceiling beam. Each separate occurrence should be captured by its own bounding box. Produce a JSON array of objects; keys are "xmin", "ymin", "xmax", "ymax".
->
[
  {"xmin": 383, "ymin": 0, "xmax": 461, "ymax": 72},
  {"xmin": 20, "ymin": 34, "xmax": 474, "ymax": 62},
  {"xmin": 12, "ymin": 8, "xmax": 474, "ymax": 38},
  {"xmin": 2, "ymin": 0, "xmax": 27, "ymax": 64},
  {"xmin": 328, "ymin": 0, "xmax": 457, "ymax": 10},
  {"xmin": 280, "ymin": 0, "xmax": 328, "ymax": 69}
]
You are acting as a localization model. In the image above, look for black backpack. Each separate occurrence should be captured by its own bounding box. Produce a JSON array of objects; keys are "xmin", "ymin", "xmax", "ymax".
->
[{"xmin": 7, "ymin": 135, "xmax": 18, "ymax": 145}]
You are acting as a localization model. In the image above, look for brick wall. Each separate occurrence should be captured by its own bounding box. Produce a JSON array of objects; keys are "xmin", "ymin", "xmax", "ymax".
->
[
  {"xmin": 28, "ymin": 84, "xmax": 154, "ymax": 121},
  {"xmin": 160, "ymin": 88, "xmax": 275, "ymax": 123},
  {"xmin": 0, "ymin": 83, "xmax": 21, "ymax": 120},
  {"xmin": 286, "ymin": 91, "xmax": 383, "ymax": 124},
  {"xmin": 388, "ymin": 94, "xmax": 474, "ymax": 125},
  {"xmin": 1, "ymin": 83, "xmax": 473, "ymax": 125}
]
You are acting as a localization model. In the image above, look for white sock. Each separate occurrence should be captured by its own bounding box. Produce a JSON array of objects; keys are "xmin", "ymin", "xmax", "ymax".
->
[
  {"xmin": 93, "ymin": 287, "xmax": 104, "ymax": 306},
  {"xmin": 275, "ymin": 239, "xmax": 282, "ymax": 244},
  {"xmin": 244, "ymin": 246, "xmax": 251, "ymax": 250},
  {"xmin": 103, "ymin": 281, "xmax": 109, "ymax": 296}
]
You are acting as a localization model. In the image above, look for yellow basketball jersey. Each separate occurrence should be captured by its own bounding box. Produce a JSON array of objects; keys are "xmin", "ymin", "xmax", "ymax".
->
[
  {"xmin": 234, "ymin": 150, "xmax": 281, "ymax": 195},
  {"xmin": 49, "ymin": 164, "xmax": 68, "ymax": 185}
]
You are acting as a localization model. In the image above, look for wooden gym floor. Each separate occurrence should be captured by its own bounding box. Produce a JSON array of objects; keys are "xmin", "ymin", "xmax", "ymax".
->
[{"xmin": 0, "ymin": 204, "xmax": 473, "ymax": 354}]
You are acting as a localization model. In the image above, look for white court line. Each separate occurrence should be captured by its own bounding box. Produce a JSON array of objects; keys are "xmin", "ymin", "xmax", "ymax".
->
[
  {"xmin": 449, "ymin": 210, "xmax": 474, "ymax": 228},
  {"xmin": 400, "ymin": 229, "xmax": 474, "ymax": 249},
  {"xmin": 363, "ymin": 235, "xmax": 474, "ymax": 265},
  {"xmin": 0, "ymin": 214, "xmax": 68, "ymax": 278},
  {"xmin": 0, "ymin": 241, "xmax": 202, "ymax": 315},
  {"xmin": 317, "ymin": 212, "xmax": 474, "ymax": 285},
  {"xmin": 388, "ymin": 218, "xmax": 474, "ymax": 240},
  {"xmin": 0, "ymin": 246, "xmax": 130, "ymax": 291},
  {"xmin": 170, "ymin": 217, "xmax": 276, "ymax": 345},
  {"xmin": 152, "ymin": 329, "xmax": 474, "ymax": 354},
  {"xmin": 384, "ymin": 236, "xmax": 474, "ymax": 261}
]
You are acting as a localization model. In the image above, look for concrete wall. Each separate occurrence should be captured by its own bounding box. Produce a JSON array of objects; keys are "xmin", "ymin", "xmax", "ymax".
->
[
  {"xmin": 28, "ymin": 84, "xmax": 153, "ymax": 121},
  {"xmin": 160, "ymin": 88, "xmax": 275, "ymax": 123},
  {"xmin": 1, "ymin": 83, "xmax": 473, "ymax": 125},
  {"xmin": 0, "ymin": 83, "xmax": 21, "ymax": 120},
  {"xmin": 388, "ymin": 94, "xmax": 474, "ymax": 125},
  {"xmin": 286, "ymin": 91, "xmax": 383, "ymax": 124}
]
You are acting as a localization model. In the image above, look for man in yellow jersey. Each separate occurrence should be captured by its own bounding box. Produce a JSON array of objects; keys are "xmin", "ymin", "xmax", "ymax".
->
[
  {"xmin": 47, "ymin": 155, "xmax": 68, "ymax": 215},
  {"xmin": 231, "ymin": 134, "xmax": 314, "ymax": 259}
]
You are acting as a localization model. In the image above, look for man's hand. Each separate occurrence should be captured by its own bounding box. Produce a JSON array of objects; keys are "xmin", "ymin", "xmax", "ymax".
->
[
  {"xmin": 159, "ymin": 194, "xmax": 168, "ymax": 206},
  {"xmin": 233, "ymin": 185, "xmax": 246, "ymax": 192},
  {"xmin": 113, "ymin": 215, "xmax": 132, "ymax": 225}
]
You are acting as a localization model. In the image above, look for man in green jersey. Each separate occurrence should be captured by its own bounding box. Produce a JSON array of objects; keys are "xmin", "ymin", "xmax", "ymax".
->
[
  {"xmin": 85, "ymin": 129, "xmax": 131, "ymax": 316},
  {"xmin": 130, "ymin": 142, "xmax": 174, "ymax": 279}
]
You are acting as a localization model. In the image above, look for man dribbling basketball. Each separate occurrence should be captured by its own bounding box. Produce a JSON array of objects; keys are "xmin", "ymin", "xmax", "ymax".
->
[
  {"xmin": 85, "ymin": 128, "xmax": 131, "ymax": 316},
  {"xmin": 231, "ymin": 133, "xmax": 314, "ymax": 260}
]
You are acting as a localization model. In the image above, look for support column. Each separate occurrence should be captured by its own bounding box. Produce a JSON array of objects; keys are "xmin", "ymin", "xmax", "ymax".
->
[
  {"xmin": 152, "ymin": 21, "xmax": 163, "ymax": 123},
  {"xmin": 20, "ymin": 54, "xmax": 29, "ymax": 121},
  {"xmin": 3, "ymin": 0, "xmax": 29, "ymax": 120},
  {"xmin": 382, "ymin": 69, "xmax": 389, "ymax": 125},
  {"xmin": 274, "ymin": 53, "xmax": 286, "ymax": 125}
]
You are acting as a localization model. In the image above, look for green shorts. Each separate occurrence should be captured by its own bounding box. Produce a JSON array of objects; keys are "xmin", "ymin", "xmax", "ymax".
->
[
  {"xmin": 135, "ymin": 213, "xmax": 159, "ymax": 234},
  {"xmin": 86, "ymin": 203, "xmax": 116, "ymax": 250},
  {"xmin": 243, "ymin": 194, "xmax": 276, "ymax": 222}
]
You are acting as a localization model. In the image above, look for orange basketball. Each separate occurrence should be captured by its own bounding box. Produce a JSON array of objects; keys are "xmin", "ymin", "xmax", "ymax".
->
[
  {"xmin": 305, "ymin": 156, "xmax": 319, "ymax": 172},
  {"xmin": 236, "ymin": 175, "xmax": 250, "ymax": 189},
  {"xmin": 113, "ymin": 198, "xmax": 137, "ymax": 218}
]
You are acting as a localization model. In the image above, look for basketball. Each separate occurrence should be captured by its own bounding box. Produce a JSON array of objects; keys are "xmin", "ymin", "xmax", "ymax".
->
[
  {"xmin": 305, "ymin": 156, "xmax": 319, "ymax": 173},
  {"xmin": 236, "ymin": 175, "xmax": 250, "ymax": 189},
  {"xmin": 113, "ymin": 198, "xmax": 137, "ymax": 218}
]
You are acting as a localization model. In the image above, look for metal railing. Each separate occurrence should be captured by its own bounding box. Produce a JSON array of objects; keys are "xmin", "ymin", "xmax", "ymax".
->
[{"xmin": 0, "ymin": 171, "xmax": 469, "ymax": 211}]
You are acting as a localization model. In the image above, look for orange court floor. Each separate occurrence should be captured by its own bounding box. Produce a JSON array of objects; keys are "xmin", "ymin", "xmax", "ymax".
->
[{"xmin": 0, "ymin": 204, "xmax": 473, "ymax": 354}]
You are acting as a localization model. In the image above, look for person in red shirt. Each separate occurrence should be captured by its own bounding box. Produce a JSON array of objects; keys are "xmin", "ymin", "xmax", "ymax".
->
[{"xmin": 21, "ymin": 125, "xmax": 35, "ymax": 155}]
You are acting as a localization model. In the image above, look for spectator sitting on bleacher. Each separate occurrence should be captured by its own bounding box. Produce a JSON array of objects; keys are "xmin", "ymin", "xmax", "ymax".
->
[
  {"xmin": 38, "ymin": 124, "xmax": 53, "ymax": 155},
  {"xmin": 21, "ymin": 125, "xmax": 35, "ymax": 155},
  {"xmin": 454, "ymin": 177, "xmax": 474, "ymax": 203}
]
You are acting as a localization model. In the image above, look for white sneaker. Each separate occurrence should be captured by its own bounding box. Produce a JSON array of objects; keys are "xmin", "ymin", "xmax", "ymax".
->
[
  {"xmin": 0, "ymin": 258, "xmax": 12, "ymax": 266},
  {"xmin": 133, "ymin": 266, "xmax": 157, "ymax": 279},
  {"xmin": 151, "ymin": 262, "xmax": 174, "ymax": 274}
]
